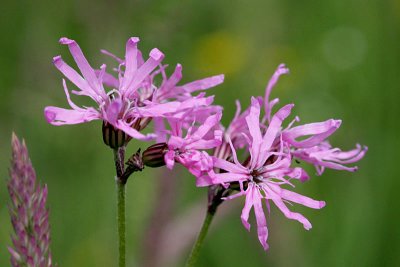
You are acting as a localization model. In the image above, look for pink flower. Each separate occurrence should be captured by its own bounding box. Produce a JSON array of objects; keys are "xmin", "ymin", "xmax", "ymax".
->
[
  {"xmin": 164, "ymin": 112, "xmax": 222, "ymax": 180},
  {"xmin": 204, "ymin": 98, "xmax": 325, "ymax": 250},
  {"xmin": 44, "ymin": 37, "xmax": 222, "ymax": 143}
]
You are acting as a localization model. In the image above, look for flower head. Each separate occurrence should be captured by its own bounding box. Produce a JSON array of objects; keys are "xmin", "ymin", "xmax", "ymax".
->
[
  {"xmin": 7, "ymin": 133, "xmax": 52, "ymax": 267},
  {"xmin": 200, "ymin": 64, "xmax": 367, "ymax": 251},
  {"xmin": 44, "ymin": 37, "xmax": 224, "ymax": 146},
  {"xmin": 204, "ymin": 98, "xmax": 324, "ymax": 250},
  {"xmin": 164, "ymin": 112, "xmax": 223, "ymax": 181}
]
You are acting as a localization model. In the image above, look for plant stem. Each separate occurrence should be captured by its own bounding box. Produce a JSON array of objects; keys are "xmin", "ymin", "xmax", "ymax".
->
[
  {"xmin": 117, "ymin": 180, "xmax": 126, "ymax": 267},
  {"xmin": 114, "ymin": 147, "xmax": 126, "ymax": 267},
  {"xmin": 185, "ymin": 209, "xmax": 215, "ymax": 267}
]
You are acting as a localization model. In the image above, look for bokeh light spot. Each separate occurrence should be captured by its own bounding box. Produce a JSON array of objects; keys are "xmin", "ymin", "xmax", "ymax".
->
[
  {"xmin": 193, "ymin": 31, "xmax": 247, "ymax": 75},
  {"xmin": 322, "ymin": 27, "xmax": 367, "ymax": 70}
]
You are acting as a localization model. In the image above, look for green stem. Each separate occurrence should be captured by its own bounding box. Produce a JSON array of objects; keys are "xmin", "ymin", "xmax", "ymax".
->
[
  {"xmin": 185, "ymin": 209, "xmax": 215, "ymax": 267},
  {"xmin": 117, "ymin": 180, "xmax": 126, "ymax": 267},
  {"xmin": 114, "ymin": 147, "xmax": 126, "ymax": 267}
]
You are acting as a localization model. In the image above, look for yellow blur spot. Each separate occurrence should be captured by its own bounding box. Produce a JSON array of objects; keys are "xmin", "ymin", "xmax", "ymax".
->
[
  {"xmin": 392, "ymin": 0, "xmax": 400, "ymax": 19},
  {"xmin": 193, "ymin": 32, "xmax": 247, "ymax": 75}
]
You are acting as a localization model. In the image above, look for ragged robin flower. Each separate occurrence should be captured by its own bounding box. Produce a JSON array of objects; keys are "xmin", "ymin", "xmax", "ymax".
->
[{"xmin": 44, "ymin": 37, "xmax": 223, "ymax": 148}]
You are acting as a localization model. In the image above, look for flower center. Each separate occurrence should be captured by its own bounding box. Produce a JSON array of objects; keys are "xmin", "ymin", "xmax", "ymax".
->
[{"xmin": 250, "ymin": 169, "xmax": 264, "ymax": 183}]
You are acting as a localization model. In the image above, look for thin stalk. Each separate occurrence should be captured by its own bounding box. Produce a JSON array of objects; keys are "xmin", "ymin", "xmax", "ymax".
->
[
  {"xmin": 185, "ymin": 209, "xmax": 215, "ymax": 267},
  {"xmin": 114, "ymin": 147, "xmax": 126, "ymax": 267},
  {"xmin": 117, "ymin": 180, "xmax": 126, "ymax": 267}
]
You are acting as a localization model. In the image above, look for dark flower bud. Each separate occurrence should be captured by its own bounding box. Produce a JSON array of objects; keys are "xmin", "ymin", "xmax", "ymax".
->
[
  {"xmin": 132, "ymin": 117, "xmax": 152, "ymax": 132},
  {"xmin": 142, "ymin": 143, "xmax": 168, "ymax": 168},
  {"xmin": 126, "ymin": 149, "xmax": 144, "ymax": 172},
  {"xmin": 102, "ymin": 122, "xmax": 130, "ymax": 149}
]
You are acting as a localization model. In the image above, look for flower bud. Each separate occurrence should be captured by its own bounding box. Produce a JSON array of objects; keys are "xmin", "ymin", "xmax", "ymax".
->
[
  {"xmin": 132, "ymin": 117, "xmax": 152, "ymax": 131},
  {"xmin": 126, "ymin": 149, "xmax": 144, "ymax": 172},
  {"xmin": 102, "ymin": 122, "xmax": 130, "ymax": 149},
  {"xmin": 142, "ymin": 143, "xmax": 168, "ymax": 168}
]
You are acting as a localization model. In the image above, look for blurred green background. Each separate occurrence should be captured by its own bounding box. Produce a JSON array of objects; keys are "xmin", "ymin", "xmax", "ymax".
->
[{"xmin": 1, "ymin": 0, "xmax": 398, "ymax": 266}]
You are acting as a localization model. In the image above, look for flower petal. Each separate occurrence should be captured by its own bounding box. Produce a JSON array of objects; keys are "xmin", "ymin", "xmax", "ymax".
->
[
  {"xmin": 96, "ymin": 69, "xmax": 119, "ymax": 88},
  {"xmin": 124, "ymin": 48, "xmax": 165, "ymax": 95},
  {"xmin": 253, "ymin": 188, "xmax": 269, "ymax": 251},
  {"xmin": 196, "ymin": 174, "xmax": 214, "ymax": 187},
  {"xmin": 115, "ymin": 120, "xmax": 156, "ymax": 141},
  {"xmin": 271, "ymin": 197, "xmax": 312, "ymax": 230},
  {"xmin": 104, "ymin": 98, "xmax": 122, "ymax": 125},
  {"xmin": 257, "ymin": 104, "xmax": 293, "ymax": 167},
  {"xmin": 192, "ymin": 112, "xmax": 222, "ymax": 139},
  {"xmin": 264, "ymin": 64, "xmax": 289, "ymax": 122},
  {"xmin": 268, "ymin": 184, "xmax": 326, "ymax": 209},
  {"xmin": 176, "ymin": 74, "xmax": 224, "ymax": 93},
  {"xmin": 164, "ymin": 150, "xmax": 175, "ymax": 170},
  {"xmin": 53, "ymin": 56, "xmax": 100, "ymax": 101},
  {"xmin": 120, "ymin": 37, "xmax": 141, "ymax": 91},
  {"xmin": 245, "ymin": 97, "xmax": 263, "ymax": 169},
  {"xmin": 44, "ymin": 106, "xmax": 100, "ymax": 126},
  {"xmin": 241, "ymin": 184, "xmax": 255, "ymax": 231},
  {"xmin": 213, "ymin": 157, "xmax": 247, "ymax": 174},
  {"xmin": 283, "ymin": 119, "xmax": 341, "ymax": 148},
  {"xmin": 212, "ymin": 172, "xmax": 249, "ymax": 184},
  {"xmin": 59, "ymin": 37, "xmax": 105, "ymax": 98}
]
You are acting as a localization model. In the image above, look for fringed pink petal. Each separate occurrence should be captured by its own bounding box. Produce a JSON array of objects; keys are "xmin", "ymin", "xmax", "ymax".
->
[
  {"xmin": 59, "ymin": 37, "xmax": 105, "ymax": 98},
  {"xmin": 253, "ymin": 189, "xmax": 269, "ymax": 251},
  {"xmin": 192, "ymin": 112, "xmax": 222, "ymax": 139},
  {"xmin": 124, "ymin": 48, "xmax": 165, "ymax": 96},
  {"xmin": 131, "ymin": 101, "xmax": 181, "ymax": 117},
  {"xmin": 268, "ymin": 184, "xmax": 326, "ymax": 209},
  {"xmin": 196, "ymin": 174, "xmax": 214, "ymax": 187},
  {"xmin": 212, "ymin": 172, "xmax": 249, "ymax": 184},
  {"xmin": 241, "ymin": 184, "xmax": 255, "ymax": 231},
  {"xmin": 104, "ymin": 98, "xmax": 122, "ymax": 125},
  {"xmin": 167, "ymin": 135, "xmax": 185, "ymax": 149},
  {"xmin": 258, "ymin": 104, "xmax": 293, "ymax": 167},
  {"xmin": 214, "ymin": 157, "xmax": 248, "ymax": 174},
  {"xmin": 123, "ymin": 37, "xmax": 140, "ymax": 88},
  {"xmin": 115, "ymin": 120, "xmax": 156, "ymax": 141},
  {"xmin": 164, "ymin": 150, "xmax": 175, "ymax": 170},
  {"xmin": 245, "ymin": 97, "xmax": 263, "ymax": 170},
  {"xmin": 44, "ymin": 106, "xmax": 100, "ymax": 126},
  {"xmin": 153, "ymin": 117, "xmax": 167, "ymax": 143},
  {"xmin": 100, "ymin": 49, "xmax": 123, "ymax": 63},
  {"xmin": 156, "ymin": 64, "xmax": 183, "ymax": 100},
  {"xmin": 283, "ymin": 119, "xmax": 342, "ymax": 148},
  {"xmin": 271, "ymin": 197, "xmax": 312, "ymax": 230},
  {"xmin": 187, "ymin": 138, "xmax": 222, "ymax": 150},
  {"xmin": 177, "ymin": 74, "xmax": 224, "ymax": 93},
  {"xmin": 95, "ymin": 69, "xmax": 119, "ymax": 88},
  {"xmin": 53, "ymin": 56, "xmax": 100, "ymax": 101},
  {"xmin": 293, "ymin": 142, "xmax": 367, "ymax": 174},
  {"xmin": 264, "ymin": 64, "xmax": 289, "ymax": 122}
]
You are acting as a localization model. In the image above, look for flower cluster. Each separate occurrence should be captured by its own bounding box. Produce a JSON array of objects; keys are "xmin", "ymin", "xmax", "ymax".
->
[
  {"xmin": 44, "ymin": 38, "xmax": 367, "ymax": 251},
  {"xmin": 7, "ymin": 134, "xmax": 52, "ymax": 267},
  {"xmin": 45, "ymin": 37, "xmax": 223, "ymax": 147},
  {"xmin": 195, "ymin": 64, "xmax": 367, "ymax": 250},
  {"xmin": 154, "ymin": 64, "xmax": 367, "ymax": 250}
]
